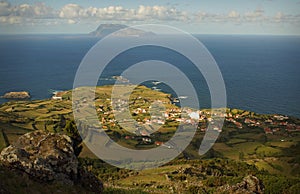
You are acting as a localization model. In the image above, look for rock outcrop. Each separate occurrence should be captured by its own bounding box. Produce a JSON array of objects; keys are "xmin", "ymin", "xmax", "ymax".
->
[
  {"xmin": 2, "ymin": 91, "xmax": 30, "ymax": 99},
  {"xmin": 0, "ymin": 130, "xmax": 103, "ymax": 193},
  {"xmin": 218, "ymin": 175, "xmax": 264, "ymax": 194}
]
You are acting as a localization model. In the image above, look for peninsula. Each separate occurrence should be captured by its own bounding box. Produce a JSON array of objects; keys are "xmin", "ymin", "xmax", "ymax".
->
[{"xmin": 0, "ymin": 85, "xmax": 299, "ymax": 193}]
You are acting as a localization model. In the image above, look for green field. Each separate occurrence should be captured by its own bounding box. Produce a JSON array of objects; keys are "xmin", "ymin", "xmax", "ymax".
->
[{"xmin": 0, "ymin": 85, "xmax": 300, "ymax": 193}]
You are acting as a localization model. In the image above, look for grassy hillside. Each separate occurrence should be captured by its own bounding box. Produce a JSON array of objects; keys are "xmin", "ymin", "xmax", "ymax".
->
[
  {"xmin": 0, "ymin": 85, "xmax": 300, "ymax": 193},
  {"xmin": 78, "ymin": 157, "xmax": 300, "ymax": 194}
]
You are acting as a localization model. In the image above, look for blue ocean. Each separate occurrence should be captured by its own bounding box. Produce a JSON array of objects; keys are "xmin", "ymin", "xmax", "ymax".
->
[{"xmin": 0, "ymin": 34, "xmax": 299, "ymax": 118}]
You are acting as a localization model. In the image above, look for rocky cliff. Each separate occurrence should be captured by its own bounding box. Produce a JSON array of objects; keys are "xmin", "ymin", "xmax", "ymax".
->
[{"xmin": 0, "ymin": 130, "xmax": 103, "ymax": 193}]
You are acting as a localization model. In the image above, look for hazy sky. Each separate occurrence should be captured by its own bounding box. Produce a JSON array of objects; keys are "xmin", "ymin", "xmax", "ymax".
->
[{"xmin": 0, "ymin": 0, "xmax": 299, "ymax": 35}]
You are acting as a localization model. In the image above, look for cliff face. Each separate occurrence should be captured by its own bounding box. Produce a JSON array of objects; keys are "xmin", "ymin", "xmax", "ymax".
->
[
  {"xmin": 0, "ymin": 130, "xmax": 103, "ymax": 193},
  {"xmin": 2, "ymin": 91, "xmax": 30, "ymax": 99}
]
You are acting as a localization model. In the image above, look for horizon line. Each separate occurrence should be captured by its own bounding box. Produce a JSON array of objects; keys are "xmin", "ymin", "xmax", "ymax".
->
[{"xmin": 0, "ymin": 33, "xmax": 299, "ymax": 37}]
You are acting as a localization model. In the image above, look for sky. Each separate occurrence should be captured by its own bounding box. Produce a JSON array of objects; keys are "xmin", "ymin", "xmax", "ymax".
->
[{"xmin": 0, "ymin": 0, "xmax": 299, "ymax": 35}]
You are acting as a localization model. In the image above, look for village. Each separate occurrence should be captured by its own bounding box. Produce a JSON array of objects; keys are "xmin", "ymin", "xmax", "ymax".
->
[
  {"xmin": 93, "ymin": 94, "xmax": 300, "ymax": 147},
  {"xmin": 54, "ymin": 85, "xmax": 300, "ymax": 148},
  {"xmin": 1, "ymin": 84, "xmax": 299, "ymax": 194},
  {"xmin": 2, "ymin": 84, "xmax": 300, "ymax": 149}
]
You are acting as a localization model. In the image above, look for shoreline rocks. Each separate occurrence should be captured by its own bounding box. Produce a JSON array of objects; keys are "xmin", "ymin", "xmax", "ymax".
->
[{"xmin": 2, "ymin": 91, "xmax": 30, "ymax": 99}]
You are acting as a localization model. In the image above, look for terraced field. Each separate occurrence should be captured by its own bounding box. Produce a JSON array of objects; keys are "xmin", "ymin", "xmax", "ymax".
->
[{"xmin": 0, "ymin": 85, "xmax": 300, "ymax": 193}]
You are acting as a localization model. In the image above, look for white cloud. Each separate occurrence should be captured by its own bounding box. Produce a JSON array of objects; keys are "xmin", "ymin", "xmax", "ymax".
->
[
  {"xmin": 0, "ymin": 0, "xmax": 298, "ymax": 29},
  {"xmin": 93, "ymin": 6, "xmax": 130, "ymax": 20},
  {"xmin": 274, "ymin": 11, "xmax": 284, "ymax": 22},
  {"xmin": 0, "ymin": 0, "xmax": 11, "ymax": 16},
  {"xmin": 59, "ymin": 4, "xmax": 82, "ymax": 19},
  {"xmin": 13, "ymin": 2, "xmax": 54, "ymax": 18},
  {"xmin": 0, "ymin": 15, "xmax": 22, "ymax": 24},
  {"xmin": 0, "ymin": 1, "xmax": 55, "ymax": 24},
  {"xmin": 244, "ymin": 8, "xmax": 265, "ymax": 22},
  {"xmin": 228, "ymin": 11, "xmax": 240, "ymax": 19},
  {"xmin": 57, "ymin": 4, "xmax": 188, "ymax": 22},
  {"xmin": 271, "ymin": 12, "xmax": 300, "ymax": 24},
  {"xmin": 193, "ymin": 7, "xmax": 300, "ymax": 25},
  {"xmin": 67, "ymin": 19, "xmax": 76, "ymax": 24},
  {"xmin": 194, "ymin": 11, "xmax": 240, "ymax": 23}
]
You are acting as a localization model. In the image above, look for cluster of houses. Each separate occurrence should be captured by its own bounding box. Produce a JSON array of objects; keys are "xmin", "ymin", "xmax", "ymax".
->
[
  {"xmin": 51, "ymin": 90, "xmax": 70, "ymax": 100},
  {"xmin": 96, "ymin": 94, "xmax": 300, "ymax": 146},
  {"xmin": 224, "ymin": 112, "xmax": 300, "ymax": 135},
  {"xmin": 51, "ymin": 91, "xmax": 64, "ymax": 100},
  {"xmin": 263, "ymin": 115, "xmax": 300, "ymax": 134}
]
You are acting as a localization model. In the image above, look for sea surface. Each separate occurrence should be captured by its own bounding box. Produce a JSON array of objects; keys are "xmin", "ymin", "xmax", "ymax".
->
[{"xmin": 0, "ymin": 34, "xmax": 299, "ymax": 118}]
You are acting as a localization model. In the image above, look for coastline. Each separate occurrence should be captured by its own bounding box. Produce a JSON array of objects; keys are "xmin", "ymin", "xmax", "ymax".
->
[{"xmin": 0, "ymin": 85, "xmax": 299, "ymax": 119}]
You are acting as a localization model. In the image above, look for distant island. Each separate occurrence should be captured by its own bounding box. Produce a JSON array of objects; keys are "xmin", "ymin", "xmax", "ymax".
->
[{"xmin": 89, "ymin": 24, "xmax": 155, "ymax": 37}]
